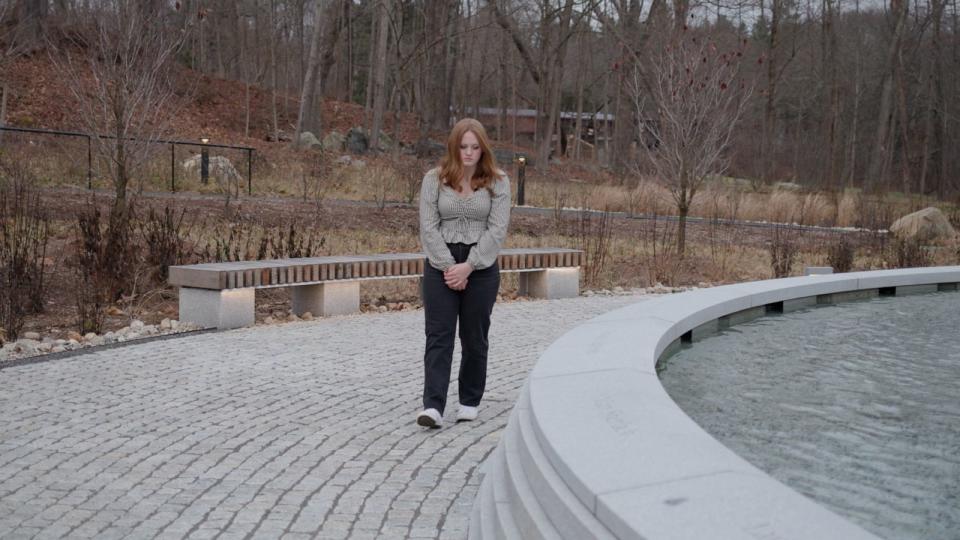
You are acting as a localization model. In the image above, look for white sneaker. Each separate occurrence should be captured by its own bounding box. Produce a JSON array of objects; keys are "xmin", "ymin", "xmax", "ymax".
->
[
  {"xmin": 456, "ymin": 405, "xmax": 478, "ymax": 422},
  {"xmin": 416, "ymin": 408, "xmax": 442, "ymax": 428}
]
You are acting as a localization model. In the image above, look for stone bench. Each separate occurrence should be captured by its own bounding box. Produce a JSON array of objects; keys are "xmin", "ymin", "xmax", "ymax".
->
[{"xmin": 169, "ymin": 248, "xmax": 583, "ymax": 329}]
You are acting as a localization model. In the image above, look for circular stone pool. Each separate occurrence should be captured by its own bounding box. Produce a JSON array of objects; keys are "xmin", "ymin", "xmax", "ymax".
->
[{"xmin": 660, "ymin": 291, "xmax": 960, "ymax": 540}]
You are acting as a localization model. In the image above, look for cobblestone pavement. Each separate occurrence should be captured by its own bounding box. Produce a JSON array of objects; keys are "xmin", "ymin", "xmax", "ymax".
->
[{"xmin": 0, "ymin": 294, "xmax": 649, "ymax": 540}]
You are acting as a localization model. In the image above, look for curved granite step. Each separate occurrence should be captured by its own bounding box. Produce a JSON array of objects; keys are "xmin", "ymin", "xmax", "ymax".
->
[
  {"xmin": 501, "ymin": 409, "xmax": 562, "ymax": 540},
  {"xmin": 489, "ymin": 445, "xmax": 522, "ymax": 539},
  {"xmin": 514, "ymin": 396, "xmax": 616, "ymax": 540}
]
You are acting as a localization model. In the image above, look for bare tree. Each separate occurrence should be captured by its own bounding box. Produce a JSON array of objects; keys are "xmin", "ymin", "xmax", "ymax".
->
[
  {"xmin": 368, "ymin": 0, "xmax": 391, "ymax": 150},
  {"xmin": 630, "ymin": 30, "xmax": 753, "ymax": 254},
  {"xmin": 52, "ymin": 1, "xmax": 186, "ymax": 211},
  {"xmin": 866, "ymin": 0, "xmax": 910, "ymax": 191},
  {"xmin": 493, "ymin": 0, "xmax": 598, "ymax": 166},
  {"xmin": 295, "ymin": 0, "xmax": 328, "ymax": 146}
]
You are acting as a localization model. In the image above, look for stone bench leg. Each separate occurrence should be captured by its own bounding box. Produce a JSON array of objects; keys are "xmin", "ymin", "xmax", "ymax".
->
[
  {"xmin": 292, "ymin": 281, "xmax": 360, "ymax": 317},
  {"xmin": 518, "ymin": 268, "xmax": 580, "ymax": 299},
  {"xmin": 179, "ymin": 287, "xmax": 255, "ymax": 330}
]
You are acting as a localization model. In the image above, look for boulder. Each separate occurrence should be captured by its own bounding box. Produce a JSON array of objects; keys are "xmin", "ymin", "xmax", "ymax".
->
[
  {"xmin": 265, "ymin": 130, "xmax": 293, "ymax": 142},
  {"xmin": 376, "ymin": 131, "xmax": 396, "ymax": 152},
  {"xmin": 346, "ymin": 128, "xmax": 369, "ymax": 154},
  {"xmin": 297, "ymin": 131, "xmax": 322, "ymax": 149},
  {"xmin": 323, "ymin": 131, "xmax": 346, "ymax": 152},
  {"xmin": 15, "ymin": 339, "xmax": 38, "ymax": 356},
  {"xmin": 889, "ymin": 207, "xmax": 957, "ymax": 244},
  {"xmin": 181, "ymin": 155, "xmax": 243, "ymax": 197}
]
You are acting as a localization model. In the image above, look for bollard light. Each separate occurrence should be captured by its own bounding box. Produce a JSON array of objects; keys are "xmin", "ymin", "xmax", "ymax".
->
[
  {"xmin": 200, "ymin": 136, "xmax": 210, "ymax": 185},
  {"xmin": 516, "ymin": 155, "xmax": 527, "ymax": 206}
]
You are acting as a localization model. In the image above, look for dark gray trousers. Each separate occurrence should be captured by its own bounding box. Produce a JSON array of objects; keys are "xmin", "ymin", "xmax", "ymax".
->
[{"xmin": 422, "ymin": 243, "xmax": 500, "ymax": 414}]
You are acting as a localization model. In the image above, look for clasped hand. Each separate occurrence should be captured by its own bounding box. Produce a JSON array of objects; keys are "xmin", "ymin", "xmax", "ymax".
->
[{"xmin": 444, "ymin": 262, "xmax": 473, "ymax": 291}]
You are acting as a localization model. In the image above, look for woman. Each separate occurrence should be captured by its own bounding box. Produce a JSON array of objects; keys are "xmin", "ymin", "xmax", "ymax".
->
[{"xmin": 417, "ymin": 118, "xmax": 511, "ymax": 428}]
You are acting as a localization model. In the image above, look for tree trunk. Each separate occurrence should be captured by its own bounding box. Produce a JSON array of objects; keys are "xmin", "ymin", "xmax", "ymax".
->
[
  {"xmin": 344, "ymin": 0, "xmax": 353, "ymax": 102},
  {"xmin": 866, "ymin": 0, "xmax": 908, "ymax": 192},
  {"xmin": 844, "ymin": 0, "xmax": 863, "ymax": 189},
  {"xmin": 295, "ymin": 0, "xmax": 326, "ymax": 145},
  {"xmin": 21, "ymin": 0, "xmax": 48, "ymax": 50},
  {"xmin": 677, "ymin": 202, "xmax": 689, "ymax": 255},
  {"xmin": 894, "ymin": 50, "xmax": 911, "ymax": 194},
  {"xmin": 573, "ymin": 28, "xmax": 585, "ymax": 159},
  {"xmin": 762, "ymin": 0, "xmax": 782, "ymax": 184},
  {"xmin": 536, "ymin": 0, "xmax": 577, "ymax": 167},
  {"xmin": 420, "ymin": 0, "xmax": 455, "ymax": 134},
  {"xmin": 610, "ymin": 0, "xmax": 648, "ymax": 175},
  {"xmin": 317, "ymin": 0, "xmax": 347, "ymax": 97},
  {"xmin": 931, "ymin": 0, "xmax": 947, "ymax": 197},
  {"xmin": 497, "ymin": 30, "xmax": 508, "ymax": 140},
  {"xmin": 820, "ymin": 0, "xmax": 841, "ymax": 189},
  {"xmin": 269, "ymin": 0, "xmax": 279, "ymax": 142},
  {"xmin": 369, "ymin": 0, "xmax": 390, "ymax": 150},
  {"xmin": 443, "ymin": 2, "xmax": 460, "ymax": 129},
  {"xmin": 0, "ymin": 83, "xmax": 7, "ymax": 144}
]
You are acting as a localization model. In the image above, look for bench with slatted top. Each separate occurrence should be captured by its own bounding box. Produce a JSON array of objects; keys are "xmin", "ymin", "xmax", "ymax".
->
[{"xmin": 169, "ymin": 248, "xmax": 583, "ymax": 329}]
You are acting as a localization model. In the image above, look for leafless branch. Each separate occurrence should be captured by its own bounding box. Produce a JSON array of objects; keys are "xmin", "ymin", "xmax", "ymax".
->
[{"xmin": 629, "ymin": 29, "xmax": 754, "ymax": 253}]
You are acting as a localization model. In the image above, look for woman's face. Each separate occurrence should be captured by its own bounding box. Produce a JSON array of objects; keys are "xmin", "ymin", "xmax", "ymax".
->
[{"xmin": 459, "ymin": 131, "xmax": 481, "ymax": 168}]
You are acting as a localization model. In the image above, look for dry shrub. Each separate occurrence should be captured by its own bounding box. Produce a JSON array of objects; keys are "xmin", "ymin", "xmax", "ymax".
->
[
  {"xmin": 642, "ymin": 214, "xmax": 687, "ymax": 286},
  {"xmin": 552, "ymin": 187, "xmax": 569, "ymax": 233},
  {"xmin": 72, "ymin": 202, "xmax": 141, "ymax": 334},
  {"xmin": 200, "ymin": 222, "xmax": 265, "ymax": 262},
  {"xmin": 855, "ymin": 193, "xmax": 897, "ymax": 231},
  {"xmin": 887, "ymin": 238, "xmax": 931, "ymax": 268},
  {"xmin": 0, "ymin": 164, "xmax": 50, "ymax": 341},
  {"xmin": 584, "ymin": 185, "xmax": 626, "ymax": 213},
  {"xmin": 396, "ymin": 160, "xmax": 424, "ymax": 204},
  {"xmin": 140, "ymin": 206, "xmax": 192, "ymax": 283},
  {"xmin": 802, "ymin": 192, "xmax": 836, "ymax": 226},
  {"xmin": 769, "ymin": 226, "xmax": 800, "ymax": 278},
  {"xmin": 267, "ymin": 223, "xmax": 326, "ymax": 258},
  {"xmin": 767, "ymin": 190, "xmax": 799, "ymax": 223},
  {"xmin": 577, "ymin": 207, "xmax": 612, "ymax": 287},
  {"xmin": 369, "ymin": 164, "xmax": 400, "ymax": 210},
  {"xmin": 296, "ymin": 153, "xmax": 331, "ymax": 204},
  {"xmin": 198, "ymin": 221, "xmax": 327, "ymax": 262},
  {"xmin": 837, "ymin": 191, "xmax": 860, "ymax": 227},
  {"xmin": 826, "ymin": 235, "xmax": 855, "ymax": 272},
  {"xmin": 736, "ymin": 190, "xmax": 774, "ymax": 222},
  {"xmin": 696, "ymin": 187, "xmax": 745, "ymax": 221}
]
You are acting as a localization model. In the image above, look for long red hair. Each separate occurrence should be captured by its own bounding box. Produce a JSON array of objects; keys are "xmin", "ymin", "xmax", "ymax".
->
[{"xmin": 438, "ymin": 118, "xmax": 501, "ymax": 194}]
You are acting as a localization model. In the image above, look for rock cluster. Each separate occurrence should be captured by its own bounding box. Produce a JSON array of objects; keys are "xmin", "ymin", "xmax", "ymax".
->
[
  {"xmin": 582, "ymin": 283, "xmax": 698, "ymax": 296},
  {"xmin": 0, "ymin": 319, "xmax": 200, "ymax": 363}
]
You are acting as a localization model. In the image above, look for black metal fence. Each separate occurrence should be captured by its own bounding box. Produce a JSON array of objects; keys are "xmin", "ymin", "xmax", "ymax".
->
[{"xmin": 0, "ymin": 126, "xmax": 256, "ymax": 195}]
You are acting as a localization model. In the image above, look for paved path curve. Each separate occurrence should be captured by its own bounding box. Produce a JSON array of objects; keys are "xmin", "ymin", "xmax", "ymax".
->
[{"xmin": 0, "ymin": 294, "xmax": 648, "ymax": 540}]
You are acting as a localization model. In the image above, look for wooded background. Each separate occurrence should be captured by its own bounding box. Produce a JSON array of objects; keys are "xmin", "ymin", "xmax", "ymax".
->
[{"xmin": 2, "ymin": 0, "xmax": 959, "ymax": 196}]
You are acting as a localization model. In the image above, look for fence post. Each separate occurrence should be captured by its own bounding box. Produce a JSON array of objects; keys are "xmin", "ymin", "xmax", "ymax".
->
[
  {"xmin": 170, "ymin": 143, "xmax": 176, "ymax": 192},
  {"xmin": 248, "ymin": 149, "xmax": 253, "ymax": 195}
]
